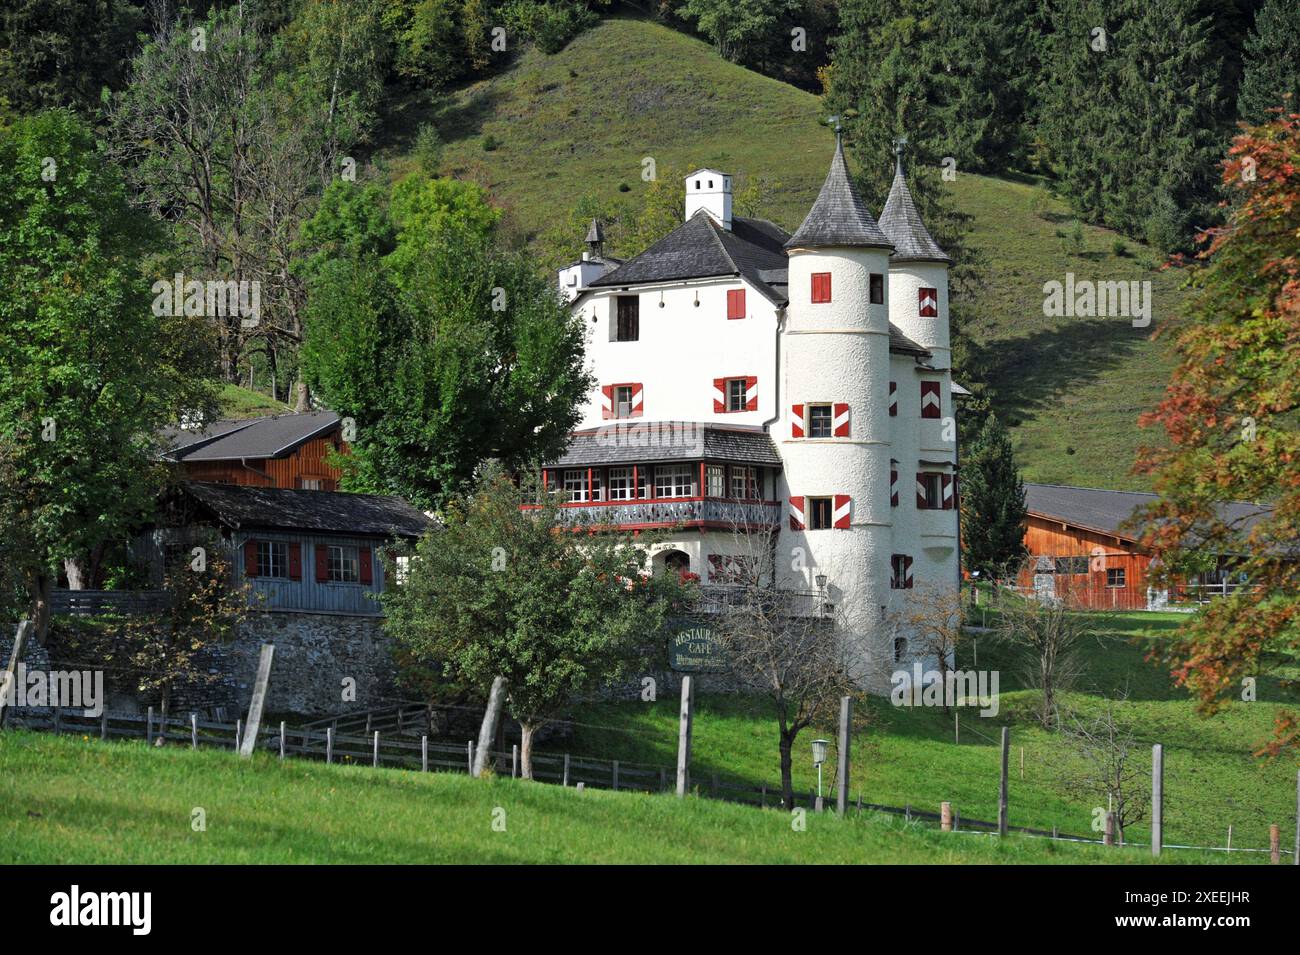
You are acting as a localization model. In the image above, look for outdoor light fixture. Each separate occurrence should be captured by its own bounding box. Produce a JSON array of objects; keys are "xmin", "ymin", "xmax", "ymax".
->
[
  {"xmin": 815, "ymin": 573, "xmax": 827, "ymax": 590},
  {"xmin": 811, "ymin": 738, "xmax": 831, "ymax": 800}
]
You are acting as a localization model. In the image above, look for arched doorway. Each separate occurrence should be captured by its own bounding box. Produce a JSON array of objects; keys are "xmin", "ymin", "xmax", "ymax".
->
[{"xmin": 655, "ymin": 549, "xmax": 691, "ymax": 577}]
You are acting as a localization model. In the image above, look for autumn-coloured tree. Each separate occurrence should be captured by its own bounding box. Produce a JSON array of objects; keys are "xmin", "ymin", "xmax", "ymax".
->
[{"xmin": 1135, "ymin": 111, "xmax": 1300, "ymax": 755}]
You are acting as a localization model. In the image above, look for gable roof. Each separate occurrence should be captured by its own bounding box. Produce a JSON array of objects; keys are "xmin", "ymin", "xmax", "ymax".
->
[
  {"xmin": 588, "ymin": 211, "xmax": 791, "ymax": 305},
  {"xmin": 163, "ymin": 412, "xmax": 340, "ymax": 462},
  {"xmin": 178, "ymin": 481, "xmax": 431, "ymax": 538},
  {"xmin": 879, "ymin": 159, "xmax": 951, "ymax": 264},
  {"xmin": 786, "ymin": 138, "xmax": 893, "ymax": 251},
  {"xmin": 1024, "ymin": 483, "xmax": 1273, "ymax": 543}
]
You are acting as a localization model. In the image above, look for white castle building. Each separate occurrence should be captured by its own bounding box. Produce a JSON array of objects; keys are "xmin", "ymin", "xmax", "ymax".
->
[{"xmin": 552, "ymin": 139, "xmax": 960, "ymax": 689}]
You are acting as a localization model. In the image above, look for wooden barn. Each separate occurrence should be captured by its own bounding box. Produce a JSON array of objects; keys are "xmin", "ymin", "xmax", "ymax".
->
[
  {"xmin": 161, "ymin": 412, "xmax": 347, "ymax": 490},
  {"xmin": 1019, "ymin": 483, "xmax": 1273, "ymax": 611}
]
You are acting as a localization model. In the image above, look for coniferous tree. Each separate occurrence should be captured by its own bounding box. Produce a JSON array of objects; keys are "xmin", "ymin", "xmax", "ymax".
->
[
  {"xmin": 960, "ymin": 414, "xmax": 1028, "ymax": 578},
  {"xmin": 1238, "ymin": 0, "xmax": 1300, "ymax": 124}
]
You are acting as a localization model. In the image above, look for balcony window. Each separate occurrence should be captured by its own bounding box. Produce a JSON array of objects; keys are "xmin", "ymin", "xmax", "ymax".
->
[
  {"xmin": 608, "ymin": 467, "xmax": 634, "ymax": 500},
  {"xmin": 730, "ymin": 465, "xmax": 757, "ymax": 500},
  {"xmin": 706, "ymin": 465, "xmax": 724, "ymax": 497},
  {"xmin": 590, "ymin": 469, "xmax": 605, "ymax": 502},
  {"xmin": 562, "ymin": 469, "xmax": 590, "ymax": 502},
  {"xmin": 655, "ymin": 464, "xmax": 695, "ymax": 498},
  {"xmin": 807, "ymin": 404, "xmax": 832, "ymax": 438}
]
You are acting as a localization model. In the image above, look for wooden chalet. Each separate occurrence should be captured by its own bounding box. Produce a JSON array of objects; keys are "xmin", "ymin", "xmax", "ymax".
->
[{"xmin": 160, "ymin": 412, "xmax": 347, "ymax": 490}]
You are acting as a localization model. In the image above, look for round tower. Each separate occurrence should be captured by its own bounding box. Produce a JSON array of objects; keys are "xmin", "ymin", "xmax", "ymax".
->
[{"xmin": 778, "ymin": 136, "xmax": 896, "ymax": 689}]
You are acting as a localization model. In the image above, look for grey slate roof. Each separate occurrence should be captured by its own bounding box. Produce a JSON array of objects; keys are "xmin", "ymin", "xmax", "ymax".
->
[
  {"xmin": 1024, "ymin": 483, "xmax": 1273, "ymax": 543},
  {"xmin": 589, "ymin": 212, "xmax": 791, "ymax": 305},
  {"xmin": 888, "ymin": 326, "xmax": 930, "ymax": 357},
  {"xmin": 550, "ymin": 422, "xmax": 783, "ymax": 468},
  {"xmin": 163, "ymin": 412, "xmax": 340, "ymax": 462},
  {"xmin": 786, "ymin": 138, "xmax": 893, "ymax": 251},
  {"xmin": 879, "ymin": 159, "xmax": 951, "ymax": 264},
  {"xmin": 180, "ymin": 481, "xmax": 431, "ymax": 538}
]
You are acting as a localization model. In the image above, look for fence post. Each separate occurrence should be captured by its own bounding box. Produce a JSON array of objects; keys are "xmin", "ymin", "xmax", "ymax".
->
[
  {"xmin": 422, "ymin": 735, "xmax": 428, "ymax": 773},
  {"xmin": 612, "ymin": 759, "xmax": 619, "ymax": 791},
  {"xmin": 1151, "ymin": 743, "xmax": 1163, "ymax": 857},
  {"xmin": 239, "ymin": 643, "xmax": 275, "ymax": 758},
  {"xmin": 235, "ymin": 718, "xmax": 241, "ymax": 752},
  {"xmin": 100, "ymin": 710, "xmax": 108, "ymax": 742},
  {"xmin": 563, "ymin": 753, "xmax": 570, "ymax": 787},
  {"xmin": 467, "ymin": 740, "xmax": 473, "ymax": 774},
  {"xmin": 998, "ymin": 727, "xmax": 1010, "ymax": 836},
  {"xmin": 147, "ymin": 706, "xmax": 154, "ymax": 745},
  {"xmin": 941, "ymin": 801, "xmax": 953, "ymax": 832},
  {"xmin": 676, "ymin": 675, "xmax": 694, "ymax": 798},
  {"xmin": 1104, "ymin": 811, "xmax": 1115, "ymax": 847},
  {"xmin": 954, "ymin": 709, "xmax": 959, "ymax": 745},
  {"xmin": 326, "ymin": 726, "xmax": 333, "ymax": 764},
  {"xmin": 512, "ymin": 744, "xmax": 518, "ymax": 779},
  {"xmin": 372, "ymin": 731, "xmax": 380, "ymax": 768},
  {"xmin": 837, "ymin": 695, "xmax": 851, "ymax": 816},
  {"xmin": 279, "ymin": 721, "xmax": 286, "ymax": 760},
  {"xmin": 52, "ymin": 706, "xmax": 61, "ymax": 735},
  {"xmin": 1270, "ymin": 824, "xmax": 1281, "ymax": 865},
  {"xmin": 190, "ymin": 713, "xmax": 197, "ymax": 749}
]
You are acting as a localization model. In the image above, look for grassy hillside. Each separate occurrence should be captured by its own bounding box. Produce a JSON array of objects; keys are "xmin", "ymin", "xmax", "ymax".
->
[
  {"xmin": 217, "ymin": 383, "xmax": 293, "ymax": 419},
  {"xmin": 0, "ymin": 730, "xmax": 1233, "ymax": 864},
  {"xmin": 387, "ymin": 17, "xmax": 1183, "ymax": 491},
  {"xmin": 564, "ymin": 610, "xmax": 1299, "ymax": 855}
]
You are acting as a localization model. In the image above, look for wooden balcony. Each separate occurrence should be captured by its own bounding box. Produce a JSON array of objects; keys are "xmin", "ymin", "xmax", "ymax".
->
[{"xmin": 549, "ymin": 498, "xmax": 782, "ymax": 531}]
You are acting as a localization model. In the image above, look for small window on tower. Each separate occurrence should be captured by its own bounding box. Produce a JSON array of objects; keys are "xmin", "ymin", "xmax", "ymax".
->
[
  {"xmin": 918, "ymin": 472, "xmax": 942, "ymax": 510},
  {"xmin": 807, "ymin": 497, "xmax": 833, "ymax": 530},
  {"xmin": 727, "ymin": 378, "xmax": 747, "ymax": 412},
  {"xmin": 807, "ymin": 404, "xmax": 833, "ymax": 438},
  {"xmin": 616, "ymin": 296, "xmax": 639, "ymax": 342},
  {"xmin": 613, "ymin": 385, "xmax": 634, "ymax": 419},
  {"xmin": 870, "ymin": 274, "xmax": 884, "ymax": 304}
]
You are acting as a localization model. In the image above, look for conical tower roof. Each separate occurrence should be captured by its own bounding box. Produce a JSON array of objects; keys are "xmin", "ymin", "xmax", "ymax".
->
[
  {"xmin": 786, "ymin": 137, "xmax": 893, "ymax": 250},
  {"xmin": 878, "ymin": 155, "xmax": 951, "ymax": 264}
]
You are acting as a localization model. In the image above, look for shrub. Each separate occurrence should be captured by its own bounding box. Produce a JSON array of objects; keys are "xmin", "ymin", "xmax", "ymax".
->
[{"xmin": 481, "ymin": 134, "xmax": 499, "ymax": 152}]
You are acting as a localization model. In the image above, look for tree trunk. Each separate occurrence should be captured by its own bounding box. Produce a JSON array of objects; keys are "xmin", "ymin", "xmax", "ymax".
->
[
  {"xmin": 779, "ymin": 733, "xmax": 795, "ymax": 810},
  {"xmin": 294, "ymin": 381, "xmax": 309, "ymax": 412},
  {"xmin": 63, "ymin": 557, "xmax": 88, "ymax": 590},
  {"xmin": 27, "ymin": 573, "xmax": 51, "ymax": 644},
  {"xmin": 519, "ymin": 721, "xmax": 536, "ymax": 780}
]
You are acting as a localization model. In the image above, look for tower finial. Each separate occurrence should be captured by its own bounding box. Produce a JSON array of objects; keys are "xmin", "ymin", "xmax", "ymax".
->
[
  {"xmin": 892, "ymin": 135, "xmax": 908, "ymax": 177},
  {"xmin": 827, "ymin": 114, "xmax": 843, "ymax": 144}
]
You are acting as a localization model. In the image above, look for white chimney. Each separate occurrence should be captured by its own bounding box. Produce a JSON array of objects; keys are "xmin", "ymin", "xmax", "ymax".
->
[{"xmin": 684, "ymin": 169, "xmax": 732, "ymax": 230}]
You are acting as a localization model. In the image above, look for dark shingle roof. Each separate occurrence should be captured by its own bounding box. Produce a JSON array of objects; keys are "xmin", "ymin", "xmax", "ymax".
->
[
  {"xmin": 889, "ymin": 325, "xmax": 930, "ymax": 357},
  {"xmin": 163, "ymin": 412, "xmax": 340, "ymax": 462},
  {"xmin": 1025, "ymin": 483, "xmax": 1273, "ymax": 543},
  {"xmin": 879, "ymin": 159, "xmax": 951, "ymax": 264},
  {"xmin": 588, "ymin": 212, "xmax": 790, "ymax": 305},
  {"xmin": 550, "ymin": 422, "xmax": 782, "ymax": 468},
  {"xmin": 180, "ymin": 482, "xmax": 430, "ymax": 538},
  {"xmin": 786, "ymin": 138, "xmax": 893, "ymax": 251}
]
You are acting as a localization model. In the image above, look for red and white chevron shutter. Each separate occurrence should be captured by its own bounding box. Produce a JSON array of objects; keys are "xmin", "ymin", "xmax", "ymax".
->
[
  {"xmin": 832, "ymin": 494, "xmax": 851, "ymax": 529},
  {"xmin": 712, "ymin": 377, "xmax": 726, "ymax": 413},
  {"xmin": 921, "ymin": 380, "xmax": 941, "ymax": 419},
  {"xmin": 889, "ymin": 381, "xmax": 898, "ymax": 417},
  {"xmin": 904, "ymin": 555, "xmax": 914, "ymax": 588},
  {"xmin": 941, "ymin": 473, "xmax": 954, "ymax": 509},
  {"xmin": 629, "ymin": 382, "xmax": 644, "ymax": 417},
  {"xmin": 918, "ymin": 287, "xmax": 938, "ymax": 318},
  {"xmin": 791, "ymin": 403, "xmax": 804, "ymax": 438},
  {"xmin": 916, "ymin": 475, "xmax": 928, "ymax": 509},
  {"xmin": 600, "ymin": 384, "xmax": 614, "ymax": 419},
  {"xmin": 745, "ymin": 375, "xmax": 758, "ymax": 411},
  {"xmin": 788, "ymin": 495, "xmax": 805, "ymax": 531},
  {"xmin": 890, "ymin": 467, "xmax": 899, "ymax": 506},
  {"xmin": 832, "ymin": 402, "xmax": 850, "ymax": 437}
]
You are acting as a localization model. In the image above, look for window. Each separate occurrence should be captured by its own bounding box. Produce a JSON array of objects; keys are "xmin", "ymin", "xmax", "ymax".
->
[
  {"xmin": 891, "ymin": 554, "xmax": 914, "ymax": 590},
  {"xmin": 613, "ymin": 385, "xmax": 634, "ymax": 419},
  {"xmin": 1054, "ymin": 556, "xmax": 1089, "ymax": 576},
  {"xmin": 917, "ymin": 472, "xmax": 942, "ymax": 510},
  {"xmin": 807, "ymin": 496, "xmax": 833, "ymax": 530},
  {"xmin": 328, "ymin": 544, "xmax": 360, "ymax": 583},
  {"xmin": 256, "ymin": 541, "xmax": 288, "ymax": 579},
  {"xmin": 727, "ymin": 288, "xmax": 746, "ymax": 320},
  {"xmin": 562, "ymin": 469, "xmax": 590, "ymax": 502},
  {"xmin": 894, "ymin": 637, "xmax": 907, "ymax": 663},
  {"xmin": 616, "ymin": 296, "xmax": 639, "ymax": 341},
  {"xmin": 654, "ymin": 464, "xmax": 695, "ymax": 498},
  {"xmin": 870, "ymin": 273, "xmax": 884, "ymax": 304},
  {"xmin": 608, "ymin": 467, "xmax": 634, "ymax": 501},
  {"xmin": 811, "ymin": 272, "xmax": 832, "ymax": 303},
  {"xmin": 706, "ymin": 465, "xmax": 725, "ymax": 498},
  {"xmin": 589, "ymin": 469, "xmax": 605, "ymax": 502},
  {"xmin": 1107, "ymin": 568, "xmax": 1127, "ymax": 589},
  {"xmin": 807, "ymin": 403, "xmax": 833, "ymax": 438},
  {"xmin": 727, "ymin": 378, "xmax": 747, "ymax": 413},
  {"xmin": 730, "ymin": 466, "xmax": 757, "ymax": 500},
  {"xmin": 299, "ymin": 478, "xmax": 323, "ymax": 490}
]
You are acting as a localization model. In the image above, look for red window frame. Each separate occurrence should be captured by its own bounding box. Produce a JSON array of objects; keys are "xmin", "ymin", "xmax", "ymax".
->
[{"xmin": 811, "ymin": 272, "xmax": 832, "ymax": 303}]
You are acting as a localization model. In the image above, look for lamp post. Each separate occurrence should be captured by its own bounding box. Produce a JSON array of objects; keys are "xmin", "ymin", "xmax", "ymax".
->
[
  {"xmin": 815, "ymin": 574, "xmax": 828, "ymax": 616},
  {"xmin": 812, "ymin": 738, "xmax": 830, "ymax": 806}
]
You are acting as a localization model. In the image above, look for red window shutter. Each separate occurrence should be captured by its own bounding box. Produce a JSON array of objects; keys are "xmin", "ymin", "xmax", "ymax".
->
[
  {"xmin": 833, "ymin": 494, "xmax": 851, "ymax": 529},
  {"xmin": 601, "ymin": 384, "xmax": 614, "ymax": 419},
  {"xmin": 745, "ymin": 375, "xmax": 758, "ymax": 411},
  {"xmin": 631, "ymin": 383, "xmax": 644, "ymax": 417},
  {"xmin": 889, "ymin": 381, "xmax": 898, "ymax": 417},
  {"xmin": 905, "ymin": 555, "xmax": 914, "ymax": 588},
  {"xmin": 811, "ymin": 272, "xmax": 831, "ymax": 303},
  {"xmin": 288, "ymin": 542, "xmax": 302, "ymax": 581},
  {"xmin": 941, "ymin": 474, "xmax": 954, "ymax": 510},
  {"xmin": 890, "ymin": 468, "xmax": 899, "ymax": 507},
  {"xmin": 315, "ymin": 544, "xmax": 329, "ymax": 582},
  {"xmin": 791, "ymin": 403, "xmax": 805, "ymax": 438},
  {"xmin": 921, "ymin": 380, "xmax": 941, "ymax": 419},
  {"xmin": 359, "ymin": 547, "xmax": 373, "ymax": 585},
  {"xmin": 918, "ymin": 287, "xmax": 938, "ymax": 317},
  {"xmin": 916, "ymin": 475, "xmax": 928, "ymax": 509},
  {"xmin": 788, "ymin": 495, "xmax": 805, "ymax": 531},
  {"xmin": 727, "ymin": 288, "xmax": 746, "ymax": 320},
  {"xmin": 832, "ymin": 402, "xmax": 850, "ymax": 437},
  {"xmin": 712, "ymin": 378, "xmax": 726, "ymax": 413},
  {"xmin": 243, "ymin": 539, "xmax": 258, "ymax": 577}
]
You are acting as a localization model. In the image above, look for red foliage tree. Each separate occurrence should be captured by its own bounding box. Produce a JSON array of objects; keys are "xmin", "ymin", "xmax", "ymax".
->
[{"xmin": 1135, "ymin": 110, "xmax": 1300, "ymax": 757}]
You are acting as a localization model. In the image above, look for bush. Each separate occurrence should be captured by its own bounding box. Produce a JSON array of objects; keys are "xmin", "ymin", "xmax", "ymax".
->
[
  {"xmin": 414, "ymin": 123, "xmax": 443, "ymax": 173},
  {"xmin": 501, "ymin": 1, "xmax": 596, "ymax": 55},
  {"xmin": 1111, "ymin": 238, "xmax": 1128, "ymax": 257},
  {"xmin": 481, "ymin": 134, "xmax": 499, "ymax": 152}
]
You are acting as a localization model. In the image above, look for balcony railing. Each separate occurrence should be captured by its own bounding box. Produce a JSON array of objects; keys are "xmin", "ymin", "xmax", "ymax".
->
[
  {"xmin": 551, "ymin": 498, "xmax": 782, "ymax": 530},
  {"xmin": 694, "ymin": 584, "xmax": 832, "ymax": 618}
]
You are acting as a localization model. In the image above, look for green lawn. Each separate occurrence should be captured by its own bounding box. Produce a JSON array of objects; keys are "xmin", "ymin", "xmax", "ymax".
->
[
  {"xmin": 375, "ymin": 17, "xmax": 1183, "ymax": 490},
  {"xmin": 0, "ymin": 730, "xmax": 1237, "ymax": 864},
  {"xmin": 216, "ymin": 383, "xmax": 293, "ymax": 419},
  {"xmin": 563, "ymin": 609, "xmax": 1298, "ymax": 855}
]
